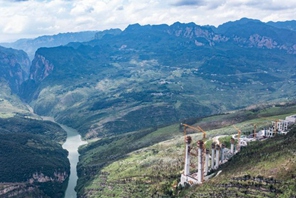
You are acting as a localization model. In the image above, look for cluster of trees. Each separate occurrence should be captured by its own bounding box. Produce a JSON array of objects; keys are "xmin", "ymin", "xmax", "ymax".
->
[{"xmin": 0, "ymin": 116, "xmax": 70, "ymax": 197}]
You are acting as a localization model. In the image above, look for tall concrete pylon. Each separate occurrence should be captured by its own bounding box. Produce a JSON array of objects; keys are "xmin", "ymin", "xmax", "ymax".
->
[
  {"xmin": 215, "ymin": 144, "xmax": 220, "ymax": 169},
  {"xmin": 184, "ymin": 136, "xmax": 192, "ymax": 176},
  {"xmin": 230, "ymin": 137, "xmax": 235, "ymax": 154},
  {"xmin": 221, "ymin": 144, "xmax": 225, "ymax": 163},
  {"xmin": 205, "ymin": 149, "xmax": 209, "ymax": 175},
  {"xmin": 197, "ymin": 140, "xmax": 204, "ymax": 183},
  {"xmin": 211, "ymin": 143, "xmax": 215, "ymax": 170}
]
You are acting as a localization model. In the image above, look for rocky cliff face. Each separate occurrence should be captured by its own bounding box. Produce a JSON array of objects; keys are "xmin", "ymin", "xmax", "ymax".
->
[
  {"xmin": 28, "ymin": 171, "xmax": 68, "ymax": 183},
  {"xmin": 215, "ymin": 18, "xmax": 296, "ymax": 53},
  {"xmin": 230, "ymin": 33, "xmax": 296, "ymax": 53},
  {"xmin": 0, "ymin": 46, "xmax": 30, "ymax": 93},
  {"xmin": 0, "ymin": 120, "xmax": 70, "ymax": 198},
  {"xmin": 124, "ymin": 19, "xmax": 296, "ymax": 53},
  {"xmin": 30, "ymin": 53, "xmax": 54, "ymax": 83},
  {"xmin": 0, "ymin": 183, "xmax": 44, "ymax": 197},
  {"xmin": 168, "ymin": 22, "xmax": 229, "ymax": 46},
  {"xmin": 0, "ymin": 171, "xmax": 69, "ymax": 198}
]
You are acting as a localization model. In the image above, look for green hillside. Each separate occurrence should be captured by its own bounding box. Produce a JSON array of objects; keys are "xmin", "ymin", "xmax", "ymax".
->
[{"xmin": 76, "ymin": 103, "xmax": 296, "ymax": 197}]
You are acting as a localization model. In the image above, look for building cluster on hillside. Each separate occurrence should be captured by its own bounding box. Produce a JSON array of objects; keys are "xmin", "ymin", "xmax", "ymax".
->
[
  {"xmin": 257, "ymin": 115, "xmax": 296, "ymax": 137},
  {"xmin": 179, "ymin": 114, "xmax": 296, "ymax": 187}
]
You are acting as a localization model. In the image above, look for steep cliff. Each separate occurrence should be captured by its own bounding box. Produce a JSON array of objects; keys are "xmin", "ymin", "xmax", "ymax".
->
[
  {"xmin": 0, "ymin": 116, "xmax": 70, "ymax": 198},
  {"xmin": 30, "ymin": 53, "xmax": 54, "ymax": 83},
  {"xmin": 0, "ymin": 46, "xmax": 30, "ymax": 94},
  {"xmin": 216, "ymin": 18, "xmax": 296, "ymax": 53}
]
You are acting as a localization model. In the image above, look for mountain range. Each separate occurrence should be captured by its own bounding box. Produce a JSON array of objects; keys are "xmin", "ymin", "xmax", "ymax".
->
[
  {"xmin": 0, "ymin": 29, "xmax": 121, "ymax": 60},
  {"xmin": 2, "ymin": 18, "xmax": 296, "ymax": 138},
  {"xmin": 15, "ymin": 17, "xmax": 296, "ymax": 139}
]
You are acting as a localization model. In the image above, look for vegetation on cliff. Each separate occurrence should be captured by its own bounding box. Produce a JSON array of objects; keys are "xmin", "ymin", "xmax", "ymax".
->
[
  {"xmin": 0, "ymin": 46, "xmax": 30, "ymax": 93},
  {"xmin": 0, "ymin": 116, "xmax": 69, "ymax": 198}
]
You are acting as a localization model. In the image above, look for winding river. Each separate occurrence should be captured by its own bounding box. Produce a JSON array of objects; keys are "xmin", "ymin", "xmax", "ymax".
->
[
  {"xmin": 61, "ymin": 124, "xmax": 87, "ymax": 198},
  {"xmin": 41, "ymin": 116, "xmax": 87, "ymax": 198}
]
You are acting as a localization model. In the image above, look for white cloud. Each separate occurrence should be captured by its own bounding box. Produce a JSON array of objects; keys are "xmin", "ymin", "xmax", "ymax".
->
[
  {"xmin": 0, "ymin": 0, "xmax": 295, "ymax": 42},
  {"xmin": 70, "ymin": 1, "xmax": 94, "ymax": 15},
  {"xmin": 3, "ymin": 15, "xmax": 28, "ymax": 33}
]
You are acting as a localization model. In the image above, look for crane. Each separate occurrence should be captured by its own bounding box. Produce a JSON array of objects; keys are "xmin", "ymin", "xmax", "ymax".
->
[
  {"xmin": 232, "ymin": 125, "xmax": 241, "ymax": 151},
  {"xmin": 181, "ymin": 123, "xmax": 207, "ymax": 140}
]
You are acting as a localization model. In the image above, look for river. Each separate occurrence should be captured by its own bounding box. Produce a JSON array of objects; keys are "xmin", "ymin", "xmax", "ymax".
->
[
  {"xmin": 61, "ymin": 124, "xmax": 87, "ymax": 198},
  {"xmin": 41, "ymin": 116, "xmax": 87, "ymax": 198}
]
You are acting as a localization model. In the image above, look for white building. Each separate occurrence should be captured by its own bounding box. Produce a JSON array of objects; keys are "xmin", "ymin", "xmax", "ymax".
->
[
  {"xmin": 272, "ymin": 120, "xmax": 289, "ymax": 133},
  {"xmin": 285, "ymin": 115, "xmax": 296, "ymax": 123},
  {"xmin": 257, "ymin": 128, "xmax": 275, "ymax": 137},
  {"xmin": 272, "ymin": 116, "xmax": 296, "ymax": 133}
]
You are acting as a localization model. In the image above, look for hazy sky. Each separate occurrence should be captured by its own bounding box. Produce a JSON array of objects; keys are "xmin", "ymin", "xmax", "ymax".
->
[{"xmin": 1, "ymin": 0, "xmax": 296, "ymax": 42}]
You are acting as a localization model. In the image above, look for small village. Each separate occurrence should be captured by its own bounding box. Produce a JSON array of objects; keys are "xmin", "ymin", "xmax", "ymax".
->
[{"xmin": 179, "ymin": 114, "xmax": 296, "ymax": 187}]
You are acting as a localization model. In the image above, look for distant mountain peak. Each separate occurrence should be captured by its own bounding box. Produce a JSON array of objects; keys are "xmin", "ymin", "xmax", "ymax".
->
[
  {"xmin": 171, "ymin": 21, "xmax": 197, "ymax": 27},
  {"xmin": 235, "ymin": 17, "xmax": 262, "ymax": 23},
  {"xmin": 125, "ymin": 23, "xmax": 145, "ymax": 31}
]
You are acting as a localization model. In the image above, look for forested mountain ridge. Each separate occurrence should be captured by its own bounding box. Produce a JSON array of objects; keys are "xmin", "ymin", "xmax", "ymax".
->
[
  {"xmin": 20, "ymin": 18, "xmax": 296, "ymax": 139},
  {"xmin": 267, "ymin": 19, "xmax": 296, "ymax": 31},
  {"xmin": 0, "ymin": 29, "xmax": 122, "ymax": 60},
  {"xmin": 215, "ymin": 18, "xmax": 296, "ymax": 53}
]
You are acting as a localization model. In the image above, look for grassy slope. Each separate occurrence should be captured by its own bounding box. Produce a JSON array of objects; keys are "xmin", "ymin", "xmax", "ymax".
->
[
  {"xmin": 0, "ymin": 81, "xmax": 32, "ymax": 118},
  {"xmin": 76, "ymin": 125, "xmax": 180, "ymax": 196},
  {"xmin": 77, "ymin": 103, "xmax": 296, "ymax": 197}
]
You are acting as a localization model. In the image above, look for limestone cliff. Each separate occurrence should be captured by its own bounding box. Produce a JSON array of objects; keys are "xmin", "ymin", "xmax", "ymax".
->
[
  {"xmin": 30, "ymin": 53, "xmax": 54, "ymax": 83},
  {"xmin": 0, "ymin": 46, "xmax": 30, "ymax": 93},
  {"xmin": 28, "ymin": 171, "xmax": 68, "ymax": 183}
]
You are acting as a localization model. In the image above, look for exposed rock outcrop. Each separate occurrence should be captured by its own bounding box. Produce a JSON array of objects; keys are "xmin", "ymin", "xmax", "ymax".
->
[
  {"xmin": 30, "ymin": 54, "xmax": 54, "ymax": 83},
  {"xmin": 28, "ymin": 171, "xmax": 68, "ymax": 183},
  {"xmin": 0, "ymin": 183, "xmax": 42, "ymax": 197},
  {"xmin": 0, "ymin": 46, "xmax": 30, "ymax": 93}
]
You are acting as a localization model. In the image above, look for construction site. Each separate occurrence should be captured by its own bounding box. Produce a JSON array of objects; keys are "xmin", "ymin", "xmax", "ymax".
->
[{"xmin": 179, "ymin": 114, "xmax": 296, "ymax": 187}]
